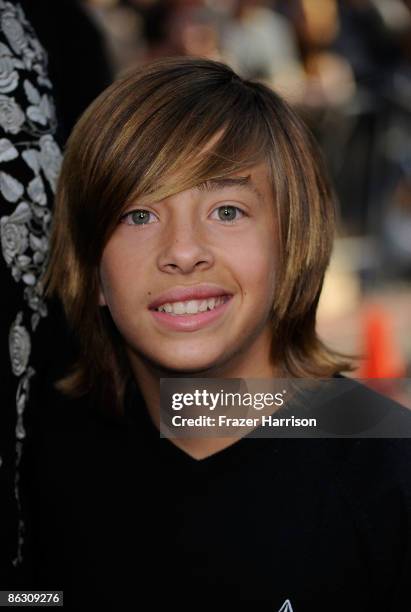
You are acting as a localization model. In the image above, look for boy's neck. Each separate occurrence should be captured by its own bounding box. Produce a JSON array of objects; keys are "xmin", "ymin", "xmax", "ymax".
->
[{"xmin": 128, "ymin": 350, "xmax": 280, "ymax": 461}]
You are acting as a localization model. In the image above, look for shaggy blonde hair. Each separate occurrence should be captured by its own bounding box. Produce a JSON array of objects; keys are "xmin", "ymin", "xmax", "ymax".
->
[{"xmin": 46, "ymin": 57, "xmax": 353, "ymax": 409}]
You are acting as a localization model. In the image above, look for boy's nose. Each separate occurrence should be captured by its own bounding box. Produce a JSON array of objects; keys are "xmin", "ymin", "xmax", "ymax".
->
[{"xmin": 157, "ymin": 220, "xmax": 214, "ymax": 275}]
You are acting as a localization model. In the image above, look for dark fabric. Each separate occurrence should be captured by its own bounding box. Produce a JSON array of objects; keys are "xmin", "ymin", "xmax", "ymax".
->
[
  {"xmin": 20, "ymin": 377, "xmax": 411, "ymax": 611},
  {"xmin": 19, "ymin": 0, "xmax": 112, "ymax": 142},
  {"xmin": 0, "ymin": 0, "xmax": 63, "ymax": 580},
  {"xmin": 0, "ymin": 0, "xmax": 110, "ymax": 584}
]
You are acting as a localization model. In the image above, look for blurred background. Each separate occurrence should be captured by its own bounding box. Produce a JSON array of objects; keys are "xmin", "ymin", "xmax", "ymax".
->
[{"xmin": 42, "ymin": 0, "xmax": 411, "ymax": 384}]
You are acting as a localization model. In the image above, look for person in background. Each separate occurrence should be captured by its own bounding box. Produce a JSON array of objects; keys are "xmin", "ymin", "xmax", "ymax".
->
[
  {"xmin": 220, "ymin": 0, "xmax": 305, "ymax": 99},
  {"xmin": 0, "ymin": 0, "xmax": 111, "ymax": 587}
]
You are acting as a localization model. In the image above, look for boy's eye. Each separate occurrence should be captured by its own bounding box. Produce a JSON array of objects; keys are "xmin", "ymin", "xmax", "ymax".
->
[
  {"xmin": 211, "ymin": 205, "xmax": 244, "ymax": 223},
  {"xmin": 120, "ymin": 209, "xmax": 156, "ymax": 226},
  {"xmin": 120, "ymin": 205, "xmax": 245, "ymax": 226}
]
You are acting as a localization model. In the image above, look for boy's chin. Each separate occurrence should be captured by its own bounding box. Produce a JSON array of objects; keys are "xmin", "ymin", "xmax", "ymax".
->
[
  {"xmin": 155, "ymin": 358, "xmax": 220, "ymax": 376},
  {"xmin": 150, "ymin": 351, "xmax": 229, "ymax": 376}
]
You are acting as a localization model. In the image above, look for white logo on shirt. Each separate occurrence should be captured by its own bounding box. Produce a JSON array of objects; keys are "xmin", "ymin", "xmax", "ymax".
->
[{"xmin": 278, "ymin": 600, "xmax": 293, "ymax": 612}]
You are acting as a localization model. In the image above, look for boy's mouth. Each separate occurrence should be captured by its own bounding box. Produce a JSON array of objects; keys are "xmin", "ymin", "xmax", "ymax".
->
[
  {"xmin": 148, "ymin": 284, "xmax": 232, "ymax": 312},
  {"xmin": 155, "ymin": 295, "xmax": 230, "ymax": 316},
  {"xmin": 148, "ymin": 285, "xmax": 233, "ymax": 331}
]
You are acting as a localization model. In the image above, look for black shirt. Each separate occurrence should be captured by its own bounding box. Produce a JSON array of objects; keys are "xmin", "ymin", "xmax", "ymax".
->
[{"xmin": 21, "ymin": 378, "xmax": 411, "ymax": 611}]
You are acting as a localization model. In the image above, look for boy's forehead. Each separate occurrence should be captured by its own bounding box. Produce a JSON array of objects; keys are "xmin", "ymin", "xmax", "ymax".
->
[
  {"xmin": 142, "ymin": 161, "xmax": 271, "ymax": 205},
  {"xmin": 194, "ymin": 168, "xmax": 267, "ymax": 202},
  {"xmin": 123, "ymin": 123, "xmax": 272, "ymax": 208}
]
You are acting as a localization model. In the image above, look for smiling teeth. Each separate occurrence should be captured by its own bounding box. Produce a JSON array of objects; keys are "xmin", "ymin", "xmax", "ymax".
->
[{"xmin": 157, "ymin": 296, "xmax": 225, "ymax": 315}]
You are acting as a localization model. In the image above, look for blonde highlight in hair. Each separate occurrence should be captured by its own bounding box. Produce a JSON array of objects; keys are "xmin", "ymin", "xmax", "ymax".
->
[{"xmin": 46, "ymin": 57, "xmax": 354, "ymax": 408}]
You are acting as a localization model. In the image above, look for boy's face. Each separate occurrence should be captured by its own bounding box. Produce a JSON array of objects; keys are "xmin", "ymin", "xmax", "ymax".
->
[{"xmin": 99, "ymin": 161, "xmax": 279, "ymax": 376}]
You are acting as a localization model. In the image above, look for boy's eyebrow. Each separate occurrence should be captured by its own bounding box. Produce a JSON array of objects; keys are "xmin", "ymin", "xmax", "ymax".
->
[{"xmin": 195, "ymin": 176, "xmax": 263, "ymax": 201}]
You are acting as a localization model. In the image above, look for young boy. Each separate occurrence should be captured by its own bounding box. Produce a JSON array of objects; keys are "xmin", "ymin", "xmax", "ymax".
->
[{"xmin": 26, "ymin": 57, "xmax": 410, "ymax": 611}]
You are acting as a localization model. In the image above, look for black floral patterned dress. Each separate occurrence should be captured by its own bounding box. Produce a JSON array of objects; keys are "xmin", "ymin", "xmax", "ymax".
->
[
  {"xmin": 0, "ymin": 0, "xmax": 112, "ymax": 586},
  {"xmin": 0, "ymin": 0, "xmax": 63, "ymax": 578}
]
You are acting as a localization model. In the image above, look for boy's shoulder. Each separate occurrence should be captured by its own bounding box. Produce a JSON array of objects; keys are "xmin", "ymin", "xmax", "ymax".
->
[
  {"xmin": 257, "ymin": 376, "xmax": 411, "ymax": 504},
  {"xmin": 301, "ymin": 375, "xmax": 411, "ymax": 440}
]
